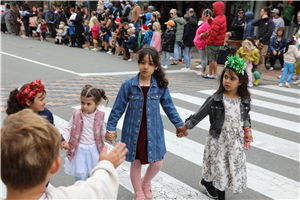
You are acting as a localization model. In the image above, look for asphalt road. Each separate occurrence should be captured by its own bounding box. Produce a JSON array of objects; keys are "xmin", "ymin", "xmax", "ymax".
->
[{"xmin": 1, "ymin": 33, "xmax": 299, "ymax": 200}]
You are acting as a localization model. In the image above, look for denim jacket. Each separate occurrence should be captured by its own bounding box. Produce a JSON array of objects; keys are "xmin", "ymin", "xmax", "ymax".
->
[
  {"xmin": 106, "ymin": 73, "xmax": 184, "ymax": 163},
  {"xmin": 185, "ymin": 92, "xmax": 251, "ymax": 139}
]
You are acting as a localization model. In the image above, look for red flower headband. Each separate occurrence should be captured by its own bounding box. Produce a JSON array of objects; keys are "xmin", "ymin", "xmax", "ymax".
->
[{"xmin": 16, "ymin": 79, "xmax": 45, "ymax": 105}]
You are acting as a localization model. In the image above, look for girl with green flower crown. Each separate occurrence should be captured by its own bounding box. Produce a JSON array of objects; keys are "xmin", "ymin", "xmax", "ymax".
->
[{"xmin": 177, "ymin": 55, "xmax": 253, "ymax": 200}]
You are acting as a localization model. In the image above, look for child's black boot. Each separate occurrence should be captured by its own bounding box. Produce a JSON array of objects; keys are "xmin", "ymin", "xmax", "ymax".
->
[
  {"xmin": 216, "ymin": 189, "xmax": 225, "ymax": 200},
  {"xmin": 199, "ymin": 179, "xmax": 218, "ymax": 199}
]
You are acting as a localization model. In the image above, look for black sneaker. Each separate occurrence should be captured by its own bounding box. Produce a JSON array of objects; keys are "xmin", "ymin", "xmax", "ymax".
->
[{"xmin": 199, "ymin": 179, "xmax": 218, "ymax": 199}]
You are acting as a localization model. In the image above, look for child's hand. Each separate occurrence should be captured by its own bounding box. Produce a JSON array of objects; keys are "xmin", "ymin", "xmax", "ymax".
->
[
  {"xmin": 98, "ymin": 142, "xmax": 128, "ymax": 168},
  {"xmin": 60, "ymin": 141, "xmax": 70, "ymax": 150},
  {"xmin": 244, "ymin": 130, "xmax": 253, "ymax": 145},
  {"xmin": 176, "ymin": 132, "xmax": 185, "ymax": 138},
  {"xmin": 105, "ymin": 131, "xmax": 116, "ymax": 144},
  {"xmin": 176, "ymin": 125, "xmax": 188, "ymax": 137}
]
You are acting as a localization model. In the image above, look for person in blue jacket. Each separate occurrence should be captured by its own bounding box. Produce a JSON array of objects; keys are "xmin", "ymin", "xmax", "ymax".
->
[
  {"xmin": 269, "ymin": 27, "xmax": 287, "ymax": 70},
  {"xmin": 141, "ymin": 23, "xmax": 154, "ymax": 46},
  {"xmin": 243, "ymin": 12, "xmax": 256, "ymax": 40},
  {"xmin": 125, "ymin": 28, "xmax": 138, "ymax": 61}
]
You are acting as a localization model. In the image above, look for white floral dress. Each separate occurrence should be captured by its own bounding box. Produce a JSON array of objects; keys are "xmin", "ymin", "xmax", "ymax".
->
[{"xmin": 202, "ymin": 94, "xmax": 247, "ymax": 193}]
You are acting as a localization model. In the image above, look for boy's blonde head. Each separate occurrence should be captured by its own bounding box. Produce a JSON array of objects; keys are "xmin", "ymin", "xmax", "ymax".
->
[
  {"xmin": 127, "ymin": 28, "xmax": 135, "ymax": 34},
  {"xmin": 242, "ymin": 40, "xmax": 256, "ymax": 51},
  {"xmin": 1, "ymin": 109, "xmax": 61, "ymax": 190}
]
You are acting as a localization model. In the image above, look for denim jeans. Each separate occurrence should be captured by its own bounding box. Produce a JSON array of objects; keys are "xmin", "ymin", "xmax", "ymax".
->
[
  {"xmin": 75, "ymin": 174, "xmax": 89, "ymax": 182},
  {"xmin": 174, "ymin": 42, "xmax": 182, "ymax": 60},
  {"xmin": 280, "ymin": 62, "xmax": 295, "ymax": 83},
  {"xmin": 132, "ymin": 21, "xmax": 140, "ymax": 31},
  {"xmin": 198, "ymin": 49, "xmax": 207, "ymax": 69},
  {"xmin": 183, "ymin": 46, "xmax": 192, "ymax": 68},
  {"xmin": 162, "ymin": 51, "xmax": 171, "ymax": 67}
]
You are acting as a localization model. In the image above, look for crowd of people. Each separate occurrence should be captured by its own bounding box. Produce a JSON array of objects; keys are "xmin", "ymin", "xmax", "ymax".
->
[{"xmin": 1, "ymin": 0, "xmax": 300, "ymax": 85}]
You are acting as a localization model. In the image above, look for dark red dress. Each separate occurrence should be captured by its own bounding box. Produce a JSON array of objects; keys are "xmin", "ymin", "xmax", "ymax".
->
[{"xmin": 135, "ymin": 86, "xmax": 149, "ymax": 164}]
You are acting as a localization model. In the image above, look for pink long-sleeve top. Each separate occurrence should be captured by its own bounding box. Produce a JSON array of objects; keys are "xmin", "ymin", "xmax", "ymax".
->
[
  {"xmin": 63, "ymin": 109, "xmax": 106, "ymax": 145},
  {"xmin": 193, "ymin": 20, "xmax": 210, "ymax": 50},
  {"xmin": 152, "ymin": 31, "xmax": 161, "ymax": 52}
]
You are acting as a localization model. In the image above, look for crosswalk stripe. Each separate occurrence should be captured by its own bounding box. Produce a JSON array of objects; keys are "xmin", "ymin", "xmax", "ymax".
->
[
  {"xmin": 198, "ymin": 90, "xmax": 300, "ymax": 116},
  {"xmin": 175, "ymin": 91, "xmax": 299, "ymax": 133},
  {"xmin": 168, "ymin": 104, "xmax": 299, "ymax": 162},
  {"xmin": 66, "ymin": 105, "xmax": 298, "ymax": 199},
  {"xmin": 249, "ymin": 89, "xmax": 299, "ymax": 104},
  {"xmin": 55, "ymin": 109, "xmax": 210, "ymax": 199},
  {"xmin": 258, "ymin": 85, "xmax": 300, "ymax": 95}
]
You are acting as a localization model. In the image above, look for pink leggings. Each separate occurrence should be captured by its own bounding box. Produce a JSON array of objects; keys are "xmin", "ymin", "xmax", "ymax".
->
[
  {"xmin": 130, "ymin": 159, "xmax": 163, "ymax": 192},
  {"xmin": 246, "ymin": 60, "xmax": 253, "ymax": 83}
]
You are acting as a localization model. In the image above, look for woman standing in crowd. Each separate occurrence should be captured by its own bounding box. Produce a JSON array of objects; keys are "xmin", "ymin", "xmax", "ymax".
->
[
  {"xmin": 269, "ymin": 27, "xmax": 287, "ymax": 71},
  {"xmin": 171, "ymin": 11, "xmax": 184, "ymax": 65},
  {"xmin": 193, "ymin": 9, "xmax": 211, "ymax": 75},
  {"xmin": 29, "ymin": 6, "xmax": 38, "ymax": 38},
  {"xmin": 181, "ymin": 14, "xmax": 197, "ymax": 71},
  {"xmin": 82, "ymin": 7, "xmax": 90, "ymax": 23},
  {"xmin": 20, "ymin": 4, "xmax": 30, "ymax": 38}
]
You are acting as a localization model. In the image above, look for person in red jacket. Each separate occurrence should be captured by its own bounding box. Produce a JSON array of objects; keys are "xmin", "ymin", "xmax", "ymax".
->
[
  {"xmin": 38, "ymin": 18, "xmax": 48, "ymax": 41},
  {"xmin": 203, "ymin": 1, "xmax": 227, "ymax": 79}
]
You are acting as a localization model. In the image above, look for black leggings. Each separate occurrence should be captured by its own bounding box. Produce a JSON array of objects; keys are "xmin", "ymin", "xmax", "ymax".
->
[
  {"xmin": 29, "ymin": 26, "xmax": 39, "ymax": 37},
  {"xmin": 23, "ymin": 20, "xmax": 30, "ymax": 37},
  {"xmin": 41, "ymin": 32, "xmax": 46, "ymax": 40},
  {"xmin": 270, "ymin": 51, "xmax": 284, "ymax": 68}
]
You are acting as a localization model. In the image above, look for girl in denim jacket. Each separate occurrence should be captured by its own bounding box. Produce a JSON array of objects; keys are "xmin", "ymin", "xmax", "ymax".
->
[
  {"xmin": 178, "ymin": 55, "xmax": 253, "ymax": 200},
  {"xmin": 105, "ymin": 46, "xmax": 187, "ymax": 200}
]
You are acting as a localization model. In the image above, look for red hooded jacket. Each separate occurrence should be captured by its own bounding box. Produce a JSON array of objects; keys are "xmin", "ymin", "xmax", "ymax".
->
[{"xmin": 206, "ymin": 1, "xmax": 227, "ymax": 46}]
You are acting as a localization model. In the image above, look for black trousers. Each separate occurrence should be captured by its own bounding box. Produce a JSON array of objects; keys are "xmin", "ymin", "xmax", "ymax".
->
[
  {"xmin": 71, "ymin": 34, "xmax": 76, "ymax": 46},
  {"xmin": 270, "ymin": 51, "xmax": 284, "ymax": 68},
  {"xmin": 23, "ymin": 20, "xmax": 30, "ymax": 37},
  {"xmin": 41, "ymin": 32, "xmax": 46, "ymax": 40},
  {"xmin": 75, "ymin": 28, "xmax": 84, "ymax": 48},
  {"xmin": 29, "ymin": 26, "xmax": 40, "ymax": 37}
]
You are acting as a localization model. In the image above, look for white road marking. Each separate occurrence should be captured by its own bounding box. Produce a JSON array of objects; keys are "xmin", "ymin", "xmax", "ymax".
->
[
  {"xmin": 1, "ymin": 52, "xmax": 194, "ymax": 77},
  {"xmin": 258, "ymin": 85, "xmax": 300, "ymax": 95},
  {"xmin": 198, "ymin": 90, "xmax": 300, "ymax": 116}
]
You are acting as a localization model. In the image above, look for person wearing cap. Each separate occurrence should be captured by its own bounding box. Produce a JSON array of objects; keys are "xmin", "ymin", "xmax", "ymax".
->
[
  {"xmin": 223, "ymin": 9, "xmax": 245, "ymax": 46},
  {"xmin": 189, "ymin": 8, "xmax": 197, "ymax": 22},
  {"xmin": 161, "ymin": 20, "xmax": 176, "ymax": 69},
  {"xmin": 131, "ymin": 0, "xmax": 141, "ymax": 31},
  {"xmin": 141, "ymin": 22, "xmax": 154, "ymax": 46},
  {"xmin": 252, "ymin": 7, "xmax": 274, "ymax": 65},
  {"xmin": 271, "ymin": 8, "xmax": 285, "ymax": 38},
  {"xmin": 145, "ymin": 5, "xmax": 154, "ymax": 25}
]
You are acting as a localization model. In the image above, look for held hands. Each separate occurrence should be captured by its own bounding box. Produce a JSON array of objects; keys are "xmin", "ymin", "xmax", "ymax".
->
[
  {"xmin": 244, "ymin": 127, "xmax": 253, "ymax": 150},
  {"xmin": 60, "ymin": 141, "xmax": 70, "ymax": 150},
  {"xmin": 98, "ymin": 142, "xmax": 128, "ymax": 168},
  {"xmin": 105, "ymin": 131, "xmax": 117, "ymax": 144},
  {"xmin": 176, "ymin": 125, "xmax": 188, "ymax": 138}
]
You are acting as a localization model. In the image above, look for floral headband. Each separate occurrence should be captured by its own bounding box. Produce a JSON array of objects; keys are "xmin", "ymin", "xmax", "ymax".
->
[
  {"xmin": 16, "ymin": 79, "xmax": 45, "ymax": 105},
  {"xmin": 224, "ymin": 55, "xmax": 247, "ymax": 75}
]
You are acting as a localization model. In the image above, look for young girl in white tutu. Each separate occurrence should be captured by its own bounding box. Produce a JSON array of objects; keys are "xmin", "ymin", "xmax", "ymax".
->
[{"xmin": 63, "ymin": 85, "xmax": 108, "ymax": 182}]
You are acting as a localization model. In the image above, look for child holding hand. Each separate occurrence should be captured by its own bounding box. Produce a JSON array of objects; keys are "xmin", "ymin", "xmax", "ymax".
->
[
  {"xmin": 178, "ymin": 55, "xmax": 253, "ymax": 200},
  {"xmin": 63, "ymin": 85, "xmax": 109, "ymax": 182},
  {"xmin": 1, "ymin": 109, "xmax": 128, "ymax": 200},
  {"xmin": 105, "ymin": 46, "xmax": 187, "ymax": 200}
]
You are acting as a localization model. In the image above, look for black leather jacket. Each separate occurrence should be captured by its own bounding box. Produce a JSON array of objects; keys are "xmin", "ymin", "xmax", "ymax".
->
[{"xmin": 185, "ymin": 92, "xmax": 251, "ymax": 139}]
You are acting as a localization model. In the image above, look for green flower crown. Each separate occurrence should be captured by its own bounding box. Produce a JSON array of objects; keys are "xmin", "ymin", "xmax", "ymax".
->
[{"xmin": 224, "ymin": 55, "xmax": 247, "ymax": 75}]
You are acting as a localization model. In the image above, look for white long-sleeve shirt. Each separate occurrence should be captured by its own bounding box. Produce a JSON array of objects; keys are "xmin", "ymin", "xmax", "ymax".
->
[{"xmin": 63, "ymin": 109, "xmax": 106, "ymax": 145}]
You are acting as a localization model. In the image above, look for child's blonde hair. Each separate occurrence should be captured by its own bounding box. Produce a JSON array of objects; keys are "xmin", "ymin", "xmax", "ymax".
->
[
  {"xmin": 1, "ymin": 109, "xmax": 61, "ymax": 190},
  {"xmin": 92, "ymin": 18, "xmax": 100, "ymax": 26},
  {"xmin": 242, "ymin": 40, "xmax": 256, "ymax": 51},
  {"xmin": 153, "ymin": 22, "xmax": 161, "ymax": 34},
  {"xmin": 84, "ymin": 19, "xmax": 90, "ymax": 25},
  {"xmin": 101, "ymin": 21, "xmax": 106, "ymax": 26},
  {"xmin": 127, "ymin": 28, "xmax": 135, "ymax": 34},
  {"xmin": 60, "ymin": 21, "xmax": 65, "ymax": 26}
]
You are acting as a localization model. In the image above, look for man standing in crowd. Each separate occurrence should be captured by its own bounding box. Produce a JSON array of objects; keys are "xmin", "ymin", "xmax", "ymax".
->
[
  {"xmin": 71, "ymin": 6, "xmax": 84, "ymax": 48},
  {"xmin": 131, "ymin": 0, "xmax": 141, "ymax": 31},
  {"xmin": 189, "ymin": 8, "xmax": 197, "ymax": 22},
  {"xmin": 252, "ymin": 7, "xmax": 274, "ymax": 65},
  {"xmin": 271, "ymin": 8, "xmax": 285, "ymax": 38},
  {"xmin": 223, "ymin": 9, "xmax": 245, "ymax": 45},
  {"xmin": 203, "ymin": 1, "xmax": 227, "ymax": 79},
  {"xmin": 57, "ymin": 6, "xmax": 67, "ymax": 26}
]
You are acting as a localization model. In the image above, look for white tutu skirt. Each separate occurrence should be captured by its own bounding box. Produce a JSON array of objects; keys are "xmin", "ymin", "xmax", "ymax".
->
[{"xmin": 64, "ymin": 143, "xmax": 99, "ymax": 177}]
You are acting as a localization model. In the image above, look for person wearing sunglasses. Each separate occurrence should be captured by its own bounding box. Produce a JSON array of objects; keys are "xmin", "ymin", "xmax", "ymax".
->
[{"xmin": 223, "ymin": 8, "xmax": 246, "ymax": 46}]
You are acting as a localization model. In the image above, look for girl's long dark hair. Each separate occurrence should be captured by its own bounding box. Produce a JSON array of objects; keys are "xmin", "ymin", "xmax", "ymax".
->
[
  {"xmin": 137, "ymin": 46, "xmax": 168, "ymax": 88},
  {"xmin": 284, "ymin": 37, "xmax": 295, "ymax": 54},
  {"xmin": 215, "ymin": 67, "xmax": 251, "ymax": 100}
]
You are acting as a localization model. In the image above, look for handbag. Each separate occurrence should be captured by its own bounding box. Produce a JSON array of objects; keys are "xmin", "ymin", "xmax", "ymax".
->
[{"xmin": 179, "ymin": 40, "xmax": 185, "ymax": 49}]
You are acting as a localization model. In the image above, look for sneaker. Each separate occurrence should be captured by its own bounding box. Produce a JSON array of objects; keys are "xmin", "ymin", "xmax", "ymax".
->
[
  {"xmin": 181, "ymin": 67, "xmax": 190, "ymax": 71},
  {"xmin": 115, "ymin": 53, "xmax": 119, "ymax": 56},
  {"xmin": 279, "ymin": 83, "xmax": 283, "ymax": 87},
  {"xmin": 195, "ymin": 71, "xmax": 204, "ymax": 76},
  {"xmin": 213, "ymin": 75, "xmax": 218, "ymax": 79},
  {"xmin": 117, "ymin": 54, "xmax": 123, "ymax": 57},
  {"xmin": 123, "ymin": 57, "xmax": 129, "ymax": 60},
  {"xmin": 84, "ymin": 47, "xmax": 90, "ymax": 50},
  {"xmin": 269, "ymin": 67, "xmax": 274, "ymax": 70},
  {"xmin": 128, "ymin": 59, "xmax": 133, "ymax": 62},
  {"xmin": 69, "ymin": 45, "xmax": 74, "ymax": 47},
  {"xmin": 107, "ymin": 51, "xmax": 113, "ymax": 55},
  {"xmin": 196, "ymin": 64, "xmax": 203, "ymax": 69},
  {"xmin": 253, "ymin": 80, "xmax": 259, "ymax": 85},
  {"xmin": 293, "ymin": 80, "xmax": 300, "ymax": 85},
  {"xmin": 199, "ymin": 179, "xmax": 218, "ymax": 199},
  {"xmin": 170, "ymin": 56, "xmax": 174, "ymax": 61},
  {"xmin": 162, "ymin": 65, "xmax": 168, "ymax": 69},
  {"xmin": 277, "ymin": 75, "xmax": 281, "ymax": 79},
  {"xmin": 91, "ymin": 48, "xmax": 98, "ymax": 51},
  {"xmin": 285, "ymin": 82, "xmax": 290, "ymax": 88},
  {"xmin": 248, "ymin": 82, "xmax": 253, "ymax": 87},
  {"xmin": 281, "ymin": 68, "xmax": 284, "ymax": 72},
  {"xmin": 298, "ymin": 84, "xmax": 300, "ymax": 87}
]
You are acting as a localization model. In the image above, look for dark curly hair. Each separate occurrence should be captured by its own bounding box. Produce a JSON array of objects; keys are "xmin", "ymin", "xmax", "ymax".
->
[
  {"xmin": 215, "ymin": 67, "xmax": 251, "ymax": 100},
  {"xmin": 6, "ymin": 83, "xmax": 46, "ymax": 115},
  {"xmin": 81, "ymin": 85, "xmax": 108, "ymax": 106},
  {"xmin": 136, "ymin": 46, "xmax": 168, "ymax": 88}
]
